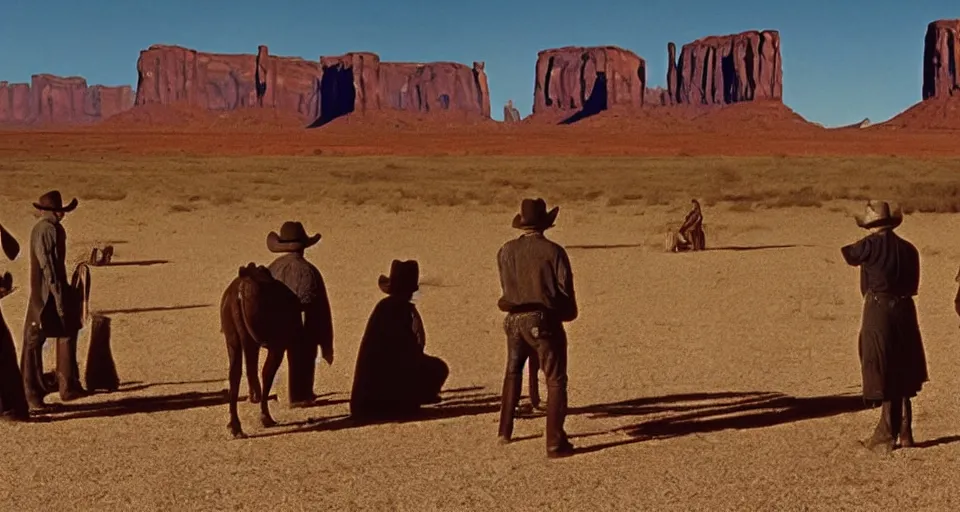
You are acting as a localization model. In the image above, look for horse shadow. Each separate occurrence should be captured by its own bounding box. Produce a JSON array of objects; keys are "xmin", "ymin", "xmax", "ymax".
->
[
  {"xmin": 247, "ymin": 387, "xmax": 503, "ymax": 439},
  {"xmin": 35, "ymin": 389, "xmax": 231, "ymax": 422}
]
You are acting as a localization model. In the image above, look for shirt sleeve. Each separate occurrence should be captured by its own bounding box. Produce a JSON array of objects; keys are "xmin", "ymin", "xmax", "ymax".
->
[
  {"xmin": 302, "ymin": 267, "xmax": 334, "ymax": 356},
  {"xmin": 496, "ymin": 245, "xmax": 514, "ymax": 312},
  {"xmin": 34, "ymin": 223, "xmax": 64, "ymax": 313},
  {"xmin": 556, "ymin": 248, "xmax": 578, "ymax": 322},
  {"xmin": 841, "ymin": 237, "xmax": 872, "ymax": 266}
]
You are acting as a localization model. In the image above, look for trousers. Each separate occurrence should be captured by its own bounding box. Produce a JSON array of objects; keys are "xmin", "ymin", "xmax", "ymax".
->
[
  {"xmin": 498, "ymin": 310, "xmax": 569, "ymax": 452},
  {"xmin": 20, "ymin": 320, "xmax": 83, "ymax": 406}
]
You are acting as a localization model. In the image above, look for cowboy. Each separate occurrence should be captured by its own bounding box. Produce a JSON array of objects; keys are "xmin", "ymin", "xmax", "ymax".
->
[
  {"xmin": 266, "ymin": 221, "xmax": 334, "ymax": 407},
  {"xmin": 350, "ymin": 260, "xmax": 449, "ymax": 421},
  {"xmin": 677, "ymin": 199, "xmax": 704, "ymax": 249},
  {"xmin": 841, "ymin": 200, "xmax": 929, "ymax": 453},
  {"xmin": 21, "ymin": 190, "xmax": 86, "ymax": 409},
  {"xmin": 496, "ymin": 198, "xmax": 577, "ymax": 458},
  {"xmin": 0, "ymin": 223, "xmax": 29, "ymax": 421}
]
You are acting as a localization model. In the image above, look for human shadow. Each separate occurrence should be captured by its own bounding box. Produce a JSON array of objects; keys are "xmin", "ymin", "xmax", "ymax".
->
[
  {"xmin": 101, "ymin": 259, "xmax": 169, "ymax": 267},
  {"xmin": 95, "ymin": 304, "xmax": 212, "ymax": 315},
  {"xmin": 38, "ymin": 390, "xmax": 230, "ymax": 422},
  {"xmin": 113, "ymin": 378, "xmax": 226, "ymax": 394},
  {"xmin": 705, "ymin": 244, "xmax": 807, "ymax": 252},
  {"xmin": 912, "ymin": 435, "xmax": 960, "ymax": 449},
  {"xmin": 567, "ymin": 244, "xmax": 645, "ymax": 250},
  {"xmin": 247, "ymin": 387, "xmax": 502, "ymax": 439},
  {"xmin": 566, "ymin": 391, "xmax": 866, "ymax": 455}
]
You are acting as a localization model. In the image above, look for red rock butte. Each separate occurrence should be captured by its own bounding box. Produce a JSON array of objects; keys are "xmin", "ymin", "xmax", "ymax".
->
[
  {"xmin": 923, "ymin": 19, "xmax": 960, "ymax": 100},
  {"xmin": 0, "ymin": 76, "xmax": 133, "ymax": 125},
  {"xmin": 532, "ymin": 46, "xmax": 647, "ymax": 122},
  {"xmin": 668, "ymin": 30, "xmax": 782, "ymax": 105},
  {"xmin": 134, "ymin": 44, "xmax": 491, "ymax": 126}
]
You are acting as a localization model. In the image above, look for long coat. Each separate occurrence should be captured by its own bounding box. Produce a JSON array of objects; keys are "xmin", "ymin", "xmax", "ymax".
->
[
  {"xmin": 842, "ymin": 229, "xmax": 928, "ymax": 401},
  {"xmin": 349, "ymin": 295, "xmax": 448, "ymax": 420}
]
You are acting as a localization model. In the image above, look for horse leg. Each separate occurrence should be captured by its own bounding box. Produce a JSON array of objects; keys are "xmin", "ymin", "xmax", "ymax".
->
[
  {"xmin": 226, "ymin": 337, "xmax": 245, "ymax": 438},
  {"xmin": 259, "ymin": 347, "xmax": 285, "ymax": 428},
  {"xmin": 243, "ymin": 341, "xmax": 262, "ymax": 404}
]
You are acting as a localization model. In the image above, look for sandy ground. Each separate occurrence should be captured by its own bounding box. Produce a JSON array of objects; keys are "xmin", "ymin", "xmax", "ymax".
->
[{"xmin": 2, "ymin": 179, "xmax": 960, "ymax": 511}]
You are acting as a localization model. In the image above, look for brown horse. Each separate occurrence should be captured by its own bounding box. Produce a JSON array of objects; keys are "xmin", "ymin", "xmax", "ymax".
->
[{"xmin": 220, "ymin": 263, "xmax": 303, "ymax": 438}]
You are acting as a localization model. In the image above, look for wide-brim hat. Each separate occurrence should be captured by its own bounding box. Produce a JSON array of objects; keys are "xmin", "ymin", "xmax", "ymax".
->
[
  {"xmin": 378, "ymin": 259, "xmax": 419, "ymax": 296},
  {"xmin": 0, "ymin": 223, "xmax": 19, "ymax": 261},
  {"xmin": 855, "ymin": 200, "xmax": 902, "ymax": 230},
  {"xmin": 512, "ymin": 198, "xmax": 559, "ymax": 230},
  {"xmin": 33, "ymin": 190, "xmax": 78, "ymax": 212},
  {"xmin": 266, "ymin": 221, "xmax": 321, "ymax": 253}
]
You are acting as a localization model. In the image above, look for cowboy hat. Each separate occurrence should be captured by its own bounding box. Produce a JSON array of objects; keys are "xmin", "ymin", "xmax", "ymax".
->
[
  {"xmin": 855, "ymin": 200, "xmax": 902, "ymax": 230},
  {"xmin": 33, "ymin": 190, "xmax": 78, "ymax": 212},
  {"xmin": 0, "ymin": 223, "xmax": 19, "ymax": 261},
  {"xmin": 512, "ymin": 198, "xmax": 559, "ymax": 230},
  {"xmin": 378, "ymin": 259, "xmax": 419, "ymax": 296},
  {"xmin": 266, "ymin": 221, "xmax": 321, "ymax": 253}
]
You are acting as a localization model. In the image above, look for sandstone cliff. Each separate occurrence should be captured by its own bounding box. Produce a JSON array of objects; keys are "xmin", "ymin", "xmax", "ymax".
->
[
  {"xmin": 0, "ymin": 76, "xmax": 133, "ymax": 125},
  {"xmin": 136, "ymin": 44, "xmax": 491, "ymax": 126},
  {"xmin": 923, "ymin": 19, "xmax": 960, "ymax": 100},
  {"xmin": 533, "ymin": 46, "xmax": 646, "ymax": 118},
  {"xmin": 668, "ymin": 30, "xmax": 782, "ymax": 105}
]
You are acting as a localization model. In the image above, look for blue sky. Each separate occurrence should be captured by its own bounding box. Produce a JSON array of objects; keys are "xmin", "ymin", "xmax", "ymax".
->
[{"xmin": 0, "ymin": 0, "xmax": 954, "ymax": 126}]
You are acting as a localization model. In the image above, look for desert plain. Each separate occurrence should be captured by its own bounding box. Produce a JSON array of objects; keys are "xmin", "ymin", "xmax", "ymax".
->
[{"xmin": 1, "ymin": 123, "xmax": 960, "ymax": 512}]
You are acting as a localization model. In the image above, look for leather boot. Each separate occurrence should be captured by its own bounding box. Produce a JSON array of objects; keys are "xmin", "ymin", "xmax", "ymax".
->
[
  {"xmin": 545, "ymin": 384, "xmax": 574, "ymax": 458},
  {"xmin": 56, "ymin": 337, "xmax": 86, "ymax": 401},
  {"xmin": 498, "ymin": 374, "xmax": 522, "ymax": 444},
  {"xmin": 861, "ymin": 401, "xmax": 896, "ymax": 454},
  {"xmin": 899, "ymin": 397, "xmax": 915, "ymax": 448}
]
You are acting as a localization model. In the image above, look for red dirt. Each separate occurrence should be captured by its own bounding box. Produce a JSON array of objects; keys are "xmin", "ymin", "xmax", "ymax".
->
[{"xmin": 0, "ymin": 100, "xmax": 958, "ymax": 158}]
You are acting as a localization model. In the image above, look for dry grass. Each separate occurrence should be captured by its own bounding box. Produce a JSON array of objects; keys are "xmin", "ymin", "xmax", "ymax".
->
[{"xmin": 3, "ymin": 155, "xmax": 959, "ymax": 213}]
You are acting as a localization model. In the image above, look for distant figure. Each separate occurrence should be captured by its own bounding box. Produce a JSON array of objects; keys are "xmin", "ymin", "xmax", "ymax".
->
[
  {"xmin": 503, "ymin": 100, "xmax": 521, "ymax": 123},
  {"xmin": 841, "ymin": 200, "xmax": 928, "ymax": 453},
  {"xmin": 0, "ymin": 223, "xmax": 29, "ymax": 421},
  {"xmin": 265, "ymin": 221, "xmax": 334, "ymax": 407},
  {"xmin": 21, "ymin": 190, "xmax": 86, "ymax": 410},
  {"xmin": 955, "ymin": 265, "xmax": 960, "ymax": 319},
  {"xmin": 350, "ymin": 260, "xmax": 449, "ymax": 422},
  {"xmin": 496, "ymin": 198, "xmax": 578, "ymax": 458},
  {"xmin": 677, "ymin": 199, "xmax": 705, "ymax": 250}
]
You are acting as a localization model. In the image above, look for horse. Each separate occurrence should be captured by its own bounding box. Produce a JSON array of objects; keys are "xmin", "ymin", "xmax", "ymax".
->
[{"xmin": 219, "ymin": 263, "xmax": 303, "ymax": 438}]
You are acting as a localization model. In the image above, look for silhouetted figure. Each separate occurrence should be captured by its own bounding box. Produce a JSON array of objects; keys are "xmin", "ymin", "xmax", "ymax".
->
[
  {"xmin": 841, "ymin": 200, "xmax": 928, "ymax": 453},
  {"xmin": 0, "ymin": 223, "xmax": 29, "ymax": 421},
  {"xmin": 220, "ymin": 263, "xmax": 302, "ymax": 438},
  {"xmin": 677, "ymin": 199, "xmax": 705, "ymax": 250},
  {"xmin": 350, "ymin": 260, "xmax": 449, "ymax": 422},
  {"xmin": 497, "ymin": 198, "xmax": 578, "ymax": 458},
  {"xmin": 266, "ymin": 221, "xmax": 334, "ymax": 407},
  {"xmin": 21, "ymin": 191, "xmax": 86, "ymax": 410}
]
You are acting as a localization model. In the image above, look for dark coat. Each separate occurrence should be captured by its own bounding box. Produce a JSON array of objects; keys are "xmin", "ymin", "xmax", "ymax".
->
[
  {"xmin": 842, "ymin": 229, "xmax": 928, "ymax": 400},
  {"xmin": 349, "ymin": 296, "xmax": 447, "ymax": 420},
  {"xmin": 0, "ymin": 305, "xmax": 28, "ymax": 419}
]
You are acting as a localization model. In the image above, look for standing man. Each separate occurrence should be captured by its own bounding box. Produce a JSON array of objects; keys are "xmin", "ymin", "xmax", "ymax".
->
[
  {"xmin": 266, "ymin": 221, "xmax": 334, "ymax": 407},
  {"xmin": 841, "ymin": 200, "xmax": 928, "ymax": 453},
  {"xmin": 496, "ymin": 198, "xmax": 578, "ymax": 459},
  {"xmin": 21, "ymin": 190, "xmax": 85, "ymax": 409}
]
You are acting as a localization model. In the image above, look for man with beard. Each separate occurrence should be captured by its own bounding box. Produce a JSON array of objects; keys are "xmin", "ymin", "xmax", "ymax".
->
[
  {"xmin": 21, "ymin": 190, "xmax": 86, "ymax": 410},
  {"xmin": 841, "ymin": 200, "xmax": 929, "ymax": 453},
  {"xmin": 265, "ymin": 221, "xmax": 334, "ymax": 407},
  {"xmin": 496, "ymin": 198, "xmax": 578, "ymax": 458}
]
